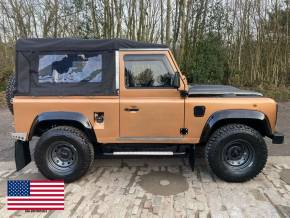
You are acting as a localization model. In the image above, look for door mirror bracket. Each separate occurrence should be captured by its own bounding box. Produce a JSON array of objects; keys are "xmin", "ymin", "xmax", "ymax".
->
[
  {"xmin": 180, "ymin": 90, "xmax": 188, "ymax": 97},
  {"xmin": 172, "ymin": 72, "xmax": 180, "ymax": 89},
  {"xmin": 172, "ymin": 72, "xmax": 188, "ymax": 97}
]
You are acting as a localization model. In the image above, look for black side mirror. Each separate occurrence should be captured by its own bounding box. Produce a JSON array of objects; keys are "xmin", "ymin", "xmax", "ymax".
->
[{"xmin": 172, "ymin": 72, "xmax": 180, "ymax": 88}]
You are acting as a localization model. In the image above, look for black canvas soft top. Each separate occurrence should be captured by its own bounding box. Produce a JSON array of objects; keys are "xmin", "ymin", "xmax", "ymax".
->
[
  {"xmin": 15, "ymin": 38, "xmax": 168, "ymax": 96},
  {"xmin": 16, "ymin": 38, "xmax": 168, "ymax": 52}
]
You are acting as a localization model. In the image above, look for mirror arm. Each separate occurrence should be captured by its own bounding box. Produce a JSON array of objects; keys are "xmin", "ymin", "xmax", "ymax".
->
[
  {"xmin": 180, "ymin": 90, "xmax": 188, "ymax": 97},
  {"xmin": 177, "ymin": 73, "xmax": 188, "ymax": 97}
]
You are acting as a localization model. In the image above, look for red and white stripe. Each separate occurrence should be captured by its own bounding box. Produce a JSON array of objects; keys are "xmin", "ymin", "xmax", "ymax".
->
[{"xmin": 7, "ymin": 180, "xmax": 64, "ymax": 210}]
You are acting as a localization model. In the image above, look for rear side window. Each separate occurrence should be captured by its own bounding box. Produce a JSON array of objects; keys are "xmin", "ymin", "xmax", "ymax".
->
[
  {"xmin": 16, "ymin": 50, "xmax": 116, "ymax": 96},
  {"xmin": 38, "ymin": 53, "xmax": 102, "ymax": 83},
  {"xmin": 124, "ymin": 54, "xmax": 175, "ymax": 88}
]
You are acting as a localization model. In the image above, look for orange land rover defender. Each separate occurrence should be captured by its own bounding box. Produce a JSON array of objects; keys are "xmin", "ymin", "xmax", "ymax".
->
[{"xmin": 8, "ymin": 38, "xmax": 284, "ymax": 183}]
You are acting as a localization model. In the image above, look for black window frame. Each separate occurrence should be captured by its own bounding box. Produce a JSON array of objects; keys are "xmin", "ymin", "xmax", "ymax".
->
[
  {"xmin": 124, "ymin": 54, "xmax": 176, "ymax": 89},
  {"xmin": 15, "ymin": 50, "xmax": 117, "ymax": 96}
]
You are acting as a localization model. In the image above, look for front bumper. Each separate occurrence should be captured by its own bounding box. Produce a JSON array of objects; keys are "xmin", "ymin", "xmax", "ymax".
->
[{"xmin": 271, "ymin": 132, "xmax": 284, "ymax": 144}]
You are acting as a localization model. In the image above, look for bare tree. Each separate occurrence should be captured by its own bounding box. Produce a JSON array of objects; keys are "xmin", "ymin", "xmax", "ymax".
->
[{"xmin": 0, "ymin": 0, "xmax": 289, "ymax": 97}]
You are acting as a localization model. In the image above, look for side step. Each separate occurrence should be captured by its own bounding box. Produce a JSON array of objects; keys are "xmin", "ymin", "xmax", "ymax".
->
[
  {"xmin": 99, "ymin": 145, "xmax": 195, "ymax": 171},
  {"xmin": 104, "ymin": 151, "xmax": 186, "ymax": 156}
]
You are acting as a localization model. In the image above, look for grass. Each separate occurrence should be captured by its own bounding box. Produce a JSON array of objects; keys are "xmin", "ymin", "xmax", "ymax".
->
[
  {"xmin": 253, "ymin": 86, "xmax": 290, "ymax": 102},
  {"xmin": 0, "ymin": 82, "xmax": 6, "ymax": 108},
  {"xmin": 0, "ymin": 91, "xmax": 5, "ymax": 108},
  {"xmin": 0, "ymin": 83, "xmax": 5, "ymax": 92}
]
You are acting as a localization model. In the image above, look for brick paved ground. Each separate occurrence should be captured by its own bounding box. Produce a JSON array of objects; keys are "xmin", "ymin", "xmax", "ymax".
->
[{"xmin": 0, "ymin": 156, "xmax": 290, "ymax": 218}]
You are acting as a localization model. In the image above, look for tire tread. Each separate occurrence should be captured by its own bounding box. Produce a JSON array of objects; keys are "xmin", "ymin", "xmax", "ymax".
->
[
  {"xmin": 205, "ymin": 124, "xmax": 268, "ymax": 182},
  {"xmin": 5, "ymin": 74, "xmax": 16, "ymax": 114},
  {"xmin": 34, "ymin": 126, "xmax": 94, "ymax": 183}
]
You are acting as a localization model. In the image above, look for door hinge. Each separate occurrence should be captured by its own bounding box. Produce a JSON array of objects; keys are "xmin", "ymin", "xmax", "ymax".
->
[{"xmin": 180, "ymin": 128, "xmax": 188, "ymax": 135}]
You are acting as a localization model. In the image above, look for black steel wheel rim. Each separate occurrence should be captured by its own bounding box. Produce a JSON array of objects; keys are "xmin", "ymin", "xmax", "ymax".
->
[
  {"xmin": 46, "ymin": 141, "xmax": 78, "ymax": 174},
  {"xmin": 222, "ymin": 139, "xmax": 255, "ymax": 169}
]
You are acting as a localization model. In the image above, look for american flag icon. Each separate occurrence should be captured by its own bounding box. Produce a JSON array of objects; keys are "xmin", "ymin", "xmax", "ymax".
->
[{"xmin": 7, "ymin": 180, "xmax": 64, "ymax": 210}]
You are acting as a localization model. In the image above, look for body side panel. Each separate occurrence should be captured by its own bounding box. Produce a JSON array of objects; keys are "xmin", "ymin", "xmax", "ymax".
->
[
  {"xmin": 13, "ymin": 97, "xmax": 119, "ymax": 143},
  {"xmin": 119, "ymin": 98, "xmax": 184, "ymax": 138},
  {"xmin": 119, "ymin": 50, "xmax": 184, "ymax": 140},
  {"xmin": 13, "ymin": 96, "xmax": 277, "ymax": 144},
  {"xmin": 184, "ymin": 97, "xmax": 277, "ymax": 143},
  {"xmin": 118, "ymin": 50, "xmax": 185, "ymax": 139}
]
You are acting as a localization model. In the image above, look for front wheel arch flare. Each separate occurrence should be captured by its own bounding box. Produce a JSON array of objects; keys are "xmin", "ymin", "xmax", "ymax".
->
[{"xmin": 200, "ymin": 109, "xmax": 272, "ymax": 143}]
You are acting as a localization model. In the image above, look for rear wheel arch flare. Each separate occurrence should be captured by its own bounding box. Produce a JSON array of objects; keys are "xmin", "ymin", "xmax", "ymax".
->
[{"xmin": 29, "ymin": 111, "xmax": 97, "ymax": 143}]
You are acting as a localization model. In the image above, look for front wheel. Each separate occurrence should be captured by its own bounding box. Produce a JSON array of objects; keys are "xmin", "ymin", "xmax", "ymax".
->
[
  {"xmin": 205, "ymin": 124, "xmax": 267, "ymax": 182},
  {"xmin": 34, "ymin": 126, "xmax": 94, "ymax": 183}
]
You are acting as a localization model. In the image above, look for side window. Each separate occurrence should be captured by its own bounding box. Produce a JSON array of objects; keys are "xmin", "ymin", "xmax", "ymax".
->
[
  {"xmin": 124, "ymin": 54, "xmax": 175, "ymax": 88},
  {"xmin": 38, "ymin": 53, "xmax": 102, "ymax": 83}
]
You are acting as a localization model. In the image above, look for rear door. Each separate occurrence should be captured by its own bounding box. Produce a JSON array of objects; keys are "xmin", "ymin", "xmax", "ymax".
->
[{"xmin": 119, "ymin": 50, "xmax": 184, "ymax": 141}]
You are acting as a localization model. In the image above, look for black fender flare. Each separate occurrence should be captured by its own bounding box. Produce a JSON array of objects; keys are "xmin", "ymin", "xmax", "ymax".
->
[
  {"xmin": 29, "ymin": 111, "xmax": 96, "ymax": 143},
  {"xmin": 200, "ymin": 109, "xmax": 272, "ymax": 143}
]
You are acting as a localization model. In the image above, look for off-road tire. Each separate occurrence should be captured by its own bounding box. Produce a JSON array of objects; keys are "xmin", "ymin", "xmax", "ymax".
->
[
  {"xmin": 34, "ymin": 126, "xmax": 94, "ymax": 183},
  {"xmin": 205, "ymin": 124, "xmax": 267, "ymax": 182},
  {"xmin": 5, "ymin": 73, "xmax": 16, "ymax": 114}
]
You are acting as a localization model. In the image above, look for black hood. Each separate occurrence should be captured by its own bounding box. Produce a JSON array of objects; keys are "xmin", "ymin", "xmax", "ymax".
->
[{"xmin": 188, "ymin": 85, "xmax": 263, "ymax": 97}]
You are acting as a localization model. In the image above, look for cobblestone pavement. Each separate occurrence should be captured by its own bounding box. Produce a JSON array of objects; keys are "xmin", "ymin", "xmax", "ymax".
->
[{"xmin": 0, "ymin": 156, "xmax": 290, "ymax": 218}]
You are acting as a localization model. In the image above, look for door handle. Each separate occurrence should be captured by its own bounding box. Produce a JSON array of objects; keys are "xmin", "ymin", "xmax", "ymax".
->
[{"xmin": 124, "ymin": 107, "xmax": 139, "ymax": 112}]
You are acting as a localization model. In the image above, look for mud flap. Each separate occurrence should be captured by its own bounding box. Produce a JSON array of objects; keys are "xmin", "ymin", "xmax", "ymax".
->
[
  {"xmin": 15, "ymin": 140, "xmax": 31, "ymax": 171},
  {"xmin": 189, "ymin": 145, "xmax": 195, "ymax": 171}
]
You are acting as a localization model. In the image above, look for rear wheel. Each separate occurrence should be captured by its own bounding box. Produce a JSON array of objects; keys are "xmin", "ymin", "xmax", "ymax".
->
[
  {"xmin": 34, "ymin": 126, "xmax": 94, "ymax": 183},
  {"xmin": 205, "ymin": 124, "xmax": 267, "ymax": 182},
  {"xmin": 5, "ymin": 73, "xmax": 16, "ymax": 114}
]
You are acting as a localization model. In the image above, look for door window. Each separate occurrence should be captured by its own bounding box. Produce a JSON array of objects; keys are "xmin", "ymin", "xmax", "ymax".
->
[{"xmin": 124, "ymin": 54, "xmax": 175, "ymax": 88}]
